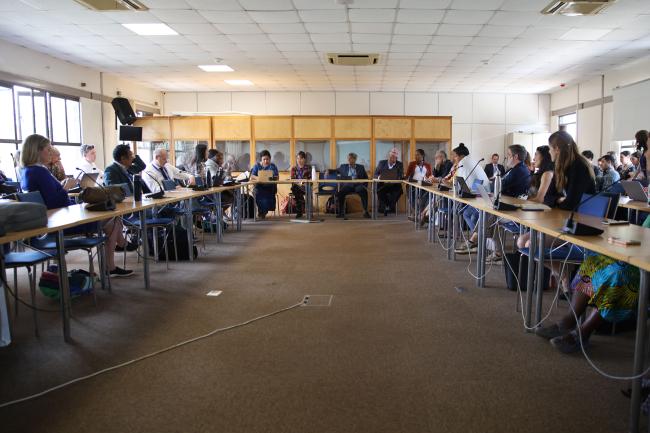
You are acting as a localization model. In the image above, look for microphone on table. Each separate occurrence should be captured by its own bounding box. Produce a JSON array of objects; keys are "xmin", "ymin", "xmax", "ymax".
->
[
  {"xmin": 562, "ymin": 177, "xmax": 623, "ymax": 236},
  {"xmin": 438, "ymin": 164, "xmax": 460, "ymax": 192},
  {"xmin": 144, "ymin": 172, "xmax": 166, "ymax": 199},
  {"xmin": 76, "ymin": 167, "xmax": 116, "ymax": 211}
]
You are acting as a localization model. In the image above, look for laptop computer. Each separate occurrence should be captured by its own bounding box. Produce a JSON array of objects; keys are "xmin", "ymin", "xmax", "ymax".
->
[
  {"xmin": 78, "ymin": 172, "xmax": 99, "ymax": 189},
  {"xmin": 621, "ymin": 180, "xmax": 649, "ymax": 202},
  {"xmin": 337, "ymin": 175, "xmax": 352, "ymax": 181},
  {"xmin": 256, "ymin": 170, "xmax": 273, "ymax": 181},
  {"xmin": 455, "ymin": 176, "xmax": 479, "ymax": 196},
  {"xmin": 477, "ymin": 184, "xmax": 494, "ymax": 206},
  {"xmin": 379, "ymin": 169, "xmax": 399, "ymax": 180}
]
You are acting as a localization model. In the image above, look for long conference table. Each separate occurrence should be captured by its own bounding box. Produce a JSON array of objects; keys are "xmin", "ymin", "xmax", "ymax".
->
[{"xmin": 0, "ymin": 178, "xmax": 648, "ymax": 431}]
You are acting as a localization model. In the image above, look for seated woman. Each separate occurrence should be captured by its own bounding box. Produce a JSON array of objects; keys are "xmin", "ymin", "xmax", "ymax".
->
[
  {"xmin": 535, "ymin": 252, "xmax": 640, "ymax": 353},
  {"xmin": 250, "ymin": 150, "xmax": 279, "ymax": 219},
  {"xmin": 405, "ymin": 149, "xmax": 432, "ymax": 220},
  {"xmin": 527, "ymin": 145, "xmax": 554, "ymax": 204},
  {"xmin": 289, "ymin": 151, "xmax": 311, "ymax": 219},
  {"xmin": 20, "ymin": 134, "xmax": 133, "ymax": 277},
  {"xmin": 431, "ymin": 150, "xmax": 453, "ymax": 180}
]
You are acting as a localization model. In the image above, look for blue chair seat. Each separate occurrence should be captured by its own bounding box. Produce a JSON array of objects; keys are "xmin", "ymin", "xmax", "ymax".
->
[
  {"xmin": 126, "ymin": 217, "xmax": 175, "ymax": 227},
  {"xmin": 4, "ymin": 251, "xmax": 52, "ymax": 267},
  {"xmin": 30, "ymin": 235, "xmax": 107, "ymax": 251},
  {"xmin": 518, "ymin": 245, "xmax": 585, "ymax": 261},
  {"xmin": 502, "ymin": 221, "xmax": 520, "ymax": 233}
]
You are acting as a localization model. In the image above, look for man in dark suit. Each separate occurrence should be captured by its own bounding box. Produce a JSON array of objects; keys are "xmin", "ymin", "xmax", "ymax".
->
[
  {"xmin": 104, "ymin": 144, "xmax": 149, "ymax": 193},
  {"xmin": 337, "ymin": 152, "xmax": 371, "ymax": 219},
  {"xmin": 374, "ymin": 148, "xmax": 404, "ymax": 216},
  {"xmin": 484, "ymin": 153, "xmax": 505, "ymax": 180}
]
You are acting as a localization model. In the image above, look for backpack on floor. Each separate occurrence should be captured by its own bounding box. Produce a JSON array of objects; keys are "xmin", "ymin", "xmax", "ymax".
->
[
  {"xmin": 148, "ymin": 223, "xmax": 198, "ymax": 261},
  {"xmin": 325, "ymin": 195, "xmax": 338, "ymax": 214},
  {"xmin": 39, "ymin": 266, "xmax": 93, "ymax": 299},
  {"xmin": 503, "ymin": 252, "xmax": 550, "ymax": 292}
]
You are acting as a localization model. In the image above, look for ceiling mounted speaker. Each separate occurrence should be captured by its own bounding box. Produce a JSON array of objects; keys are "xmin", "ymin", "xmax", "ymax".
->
[
  {"xmin": 326, "ymin": 53, "xmax": 380, "ymax": 66},
  {"xmin": 111, "ymin": 97, "xmax": 137, "ymax": 126},
  {"xmin": 541, "ymin": 0, "xmax": 616, "ymax": 16}
]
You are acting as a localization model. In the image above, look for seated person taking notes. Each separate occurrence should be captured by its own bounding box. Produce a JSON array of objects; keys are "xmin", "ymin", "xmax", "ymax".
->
[
  {"xmin": 143, "ymin": 148, "xmax": 195, "ymax": 193},
  {"xmin": 251, "ymin": 150, "xmax": 279, "ymax": 219},
  {"xmin": 337, "ymin": 152, "xmax": 371, "ymax": 219},
  {"xmin": 20, "ymin": 134, "xmax": 133, "ymax": 277},
  {"xmin": 374, "ymin": 147, "xmax": 404, "ymax": 216}
]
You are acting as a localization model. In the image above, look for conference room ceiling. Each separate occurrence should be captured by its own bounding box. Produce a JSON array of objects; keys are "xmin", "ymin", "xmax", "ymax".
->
[{"xmin": 2, "ymin": 0, "xmax": 650, "ymax": 93}]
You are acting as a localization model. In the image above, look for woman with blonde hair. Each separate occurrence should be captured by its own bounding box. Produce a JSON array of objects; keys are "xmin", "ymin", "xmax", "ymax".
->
[{"xmin": 20, "ymin": 134, "xmax": 133, "ymax": 277}]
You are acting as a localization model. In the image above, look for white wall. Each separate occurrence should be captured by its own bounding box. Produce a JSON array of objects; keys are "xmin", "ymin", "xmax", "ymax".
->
[
  {"xmin": 0, "ymin": 40, "xmax": 163, "ymax": 168},
  {"xmin": 163, "ymin": 90, "xmax": 551, "ymax": 162},
  {"xmin": 550, "ymin": 57, "xmax": 650, "ymax": 156}
]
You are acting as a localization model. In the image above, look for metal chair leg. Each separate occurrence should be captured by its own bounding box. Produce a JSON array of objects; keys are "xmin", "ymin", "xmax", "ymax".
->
[
  {"xmin": 13, "ymin": 268, "xmax": 17, "ymax": 317},
  {"xmin": 164, "ymin": 228, "xmax": 170, "ymax": 270},
  {"xmin": 29, "ymin": 266, "xmax": 39, "ymax": 337},
  {"xmin": 152, "ymin": 227, "xmax": 159, "ymax": 263},
  {"xmin": 172, "ymin": 224, "xmax": 178, "ymax": 262}
]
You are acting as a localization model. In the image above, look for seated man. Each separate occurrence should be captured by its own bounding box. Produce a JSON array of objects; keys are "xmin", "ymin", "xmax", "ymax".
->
[
  {"xmin": 143, "ymin": 148, "xmax": 194, "ymax": 193},
  {"xmin": 597, "ymin": 153, "xmax": 620, "ymax": 192},
  {"xmin": 337, "ymin": 152, "xmax": 370, "ymax": 219},
  {"xmin": 289, "ymin": 151, "xmax": 311, "ymax": 219},
  {"xmin": 104, "ymin": 144, "xmax": 149, "ymax": 194},
  {"xmin": 484, "ymin": 153, "xmax": 505, "ymax": 181},
  {"xmin": 374, "ymin": 147, "xmax": 404, "ymax": 216}
]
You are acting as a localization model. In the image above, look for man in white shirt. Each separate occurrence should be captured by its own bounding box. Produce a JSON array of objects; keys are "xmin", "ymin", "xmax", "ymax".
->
[
  {"xmin": 75, "ymin": 144, "xmax": 103, "ymax": 187},
  {"xmin": 143, "ymin": 148, "xmax": 195, "ymax": 193}
]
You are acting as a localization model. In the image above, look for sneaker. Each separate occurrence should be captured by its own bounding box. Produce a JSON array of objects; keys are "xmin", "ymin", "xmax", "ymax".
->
[
  {"xmin": 534, "ymin": 323, "xmax": 565, "ymax": 340},
  {"xmin": 486, "ymin": 253, "xmax": 503, "ymax": 264},
  {"xmin": 109, "ymin": 267, "xmax": 134, "ymax": 278},
  {"xmin": 363, "ymin": 211, "xmax": 371, "ymax": 219},
  {"xmin": 455, "ymin": 243, "xmax": 477, "ymax": 254},
  {"xmin": 550, "ymin": 331, "xmax": 588, "ymax": 354}
]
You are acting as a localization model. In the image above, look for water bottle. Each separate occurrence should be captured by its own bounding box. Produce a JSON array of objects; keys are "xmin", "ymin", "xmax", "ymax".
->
[
  {"xmin": 493, "ymin": 172, "xmax": 501, "ymax": 198},
  {"xmin": 133, "ymin": 174, "xmax": 142, "ymax": 201},
  {"xmin": 311, "ymin": 165, "xmax": 317, "ymax": 181}
]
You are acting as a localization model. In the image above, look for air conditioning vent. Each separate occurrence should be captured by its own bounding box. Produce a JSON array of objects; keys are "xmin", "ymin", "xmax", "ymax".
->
[
  {"xmin": 541, "ymin": 0, "xmax": 616, "ymax": 16},
  {"xmin": 74, "ymin": 0, "xmax": 148, "ymax": 11},
  {"xmin": 327, "ymin": 53, "xmax": 380, "ymax": 66}
]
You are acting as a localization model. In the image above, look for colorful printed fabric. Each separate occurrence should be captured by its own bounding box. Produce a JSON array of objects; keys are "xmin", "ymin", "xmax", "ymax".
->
[{"xmin": 570, "ymin": 252, "xmax": 640, "ymax": 323}]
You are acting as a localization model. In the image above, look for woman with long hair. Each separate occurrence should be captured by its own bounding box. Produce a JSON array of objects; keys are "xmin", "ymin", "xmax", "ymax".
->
[
  {"xmin": 528, "ymin": 145, "xmax": 554, "ymax": 204},
  {"xmin": 186, "ymin": 143, "xmax": 208, "ymax": 179}
]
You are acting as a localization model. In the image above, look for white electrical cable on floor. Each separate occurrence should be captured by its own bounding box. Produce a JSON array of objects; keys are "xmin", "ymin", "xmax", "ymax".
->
[{"xmin": 0, "ymin": 300, "xmax": 304, "ymax": 409}]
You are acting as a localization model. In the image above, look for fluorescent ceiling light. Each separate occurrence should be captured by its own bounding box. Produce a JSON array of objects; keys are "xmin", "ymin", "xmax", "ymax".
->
[
  {"xmin": 122, "ymin": 23, "xmax": 178, "ymax": 36},
  {"xmin": 225, "ymin": 79, "xmax": 254, "ymax": 86},
  {"xmin": 198, "ymin": 65, "xmax": 234, "ymax": 72}
]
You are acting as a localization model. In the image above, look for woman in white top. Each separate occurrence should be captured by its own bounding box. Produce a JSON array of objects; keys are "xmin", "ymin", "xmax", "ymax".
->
[{"xmin": 75, "ymin": 144, "xmax": 103, "ymax": 183}]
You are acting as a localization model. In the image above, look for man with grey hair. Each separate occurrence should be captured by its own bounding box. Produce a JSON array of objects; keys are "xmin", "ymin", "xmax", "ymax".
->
[
  {"xmin": 336, "ymin": 152, "xmax": 371, "ymax": 219},
  {"xmin": 75, "ymin": 143, "xmax": 103, "ymax": 183},
  {"xmin": 143, "ymin": 148, "xmax": 195, "ymax": 193}
]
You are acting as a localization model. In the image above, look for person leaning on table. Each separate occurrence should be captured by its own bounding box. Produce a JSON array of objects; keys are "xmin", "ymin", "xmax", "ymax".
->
[
  {"xmin": 20, "ymin": 134, "xmax": 133, "ymax": 278},
  {"xmin": 143, "ymin": 148, "xmax": 195, "ymax": 193},
  {"xmin": 337, "ymin": 152, "xmax": 371, "ymax": 219}
]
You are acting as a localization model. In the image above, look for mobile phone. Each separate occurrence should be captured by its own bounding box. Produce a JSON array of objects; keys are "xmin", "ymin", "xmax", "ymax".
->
[{"xmin": 601, "ymin": 220, "xmax": 629, "ymax": 226}]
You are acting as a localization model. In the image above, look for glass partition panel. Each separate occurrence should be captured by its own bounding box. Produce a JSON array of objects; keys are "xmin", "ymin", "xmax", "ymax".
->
[
  {"xmin": 174, "ymin": 140, "xmax": 208, "ymax": 170},
  {"xmin": 335, "ymin": 140, "xmax": 371, "ymax": 171},
  {"xmin": 375, "ymin": 140, "xmax": 410, "ymax": 167},
  {"xmin": 415, "ymin": 141, "xmax": 449, "ymax": 165},
  {"xmin": 214, "ymin": 140, "xmax": 251, "ymax": 172},
  {"xmin": 255, "ymin": 140, "xmax": 290, "ymax": 171},
  {"xmin": 295, "ymin": 140, "xmax": 330, "ymax": 172},
  {"xmin": 0, "ymin": 85, "xmax": 16, "ymax": 140},
  {"xmin": 138, "ymin": 141, "xmax": 170, "ymax": 166}
]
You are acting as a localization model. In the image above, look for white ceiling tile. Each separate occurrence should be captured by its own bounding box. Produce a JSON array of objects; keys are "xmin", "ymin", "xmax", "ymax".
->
[
  {"xmin": 350, "ymin": 23, "xmax": 393, "ymax": 33},
  {"xmin": 227, "ymin": 34, "xmax": 271, "ymax": 43},
  {"xmin": 352, "ymin": 33, "xmax": 392, "ymax": 44},
  {"xmin": 499, "ymin": 0, "xmax": 549, "ymax": 11},
  {"xmin": 149, "ymin": 9, "xmax": 208, "ymax": 23},
  {"xmin": 351, "ymin": 43, "xmax": 389, "ymax": 52},
  {"xmin": 304, "ymin": 22, "xmax": 348, "ymax": 33},
  {"xmin": 348, "ymin": 9, "xmax": 396, "ymax": 23},
  {"xmin": 169, "ymin": 23, "xmax": 221, "ymax": 35},
  {"xmin": 560, "ymin": 28, "xmax": 612, "ymax": 41},
  {"xmin": 299, "ymin": 9, "xmax": 347, "ymax": 22},
  {"xmin": 396, "ymin": 9, "xmax": 445, "ymax": 23},
  {"xmin": 450, "ymin": 0, "xmax": 504, "ymax": 9},
  {"xmin": 389, "ymin": 44, "xmax": 427, "ymax": 53},
  {"xmin": 259, "ymin": 23, "xmax": 305, "ymax": 33},
  {"xmin": 199, "ymin": 11, "xmax": 252, "ymax": 23},
  {"xmin": 392, "ymin": 35, "xmax": 431, "ymax": 45},
  {"xmin": 518, "ymin": 27, "xmax": 567, "ymax": 39},
  {"xmin": 213, "ymin": 23, "xmax": 262, "ymax": 34},
  {"xmin": 268, "ymin": 33, "xmax": 311, "ymax": 43},
  {"xmin": 248, "ymin": 11, "xmax": 300, "ymax": 23},
  {"xmin": 444, "ymin": 10, "xmax": 495, "ymax": 25},
  {"xmin": 600, "ymin": 29, "xmax": 650, "ymax": 41},
  {"xmin": 431, "ymin": 36, "xmax": 472, "ymax": 45},
  {"xmin": 238, "ymin": 0, "xmax": 294, "ymax": 10},
  {"xmin": 314, "ymin": 43, "xmax": 354, "ymax": 51},
  {"xmin": 394, "ymin": 23, "xmax": 438, "ymax": 35},
  {"xmin": 311, "ymin": 33, "xmax": 350, "ymax": 43},
  {"xmin": 400, "ymin": 0, "xmax": 452, "ymax": 8},
  {"xmin": 478, "ymin": 25, "xmax": 526, "ymax": 38},
  {"xmin": 471, "ymin": 37, "xmax": 513, "ymax": 46},
  {"xmin": 463, "ymin": 45, "xmax": 500, "ymax": 54},
  {"xmin": 275, "ymin": 43, "xmax": 315, "ymax": 51},
  {"xmin": 437, "ymin": 24, "xmax": 482, "ymax": 37},
  {"xmin": 293, "ymin": 0, "xmax": 341, "ymax": 9},
  {"xmin": 490, "ymin": 11, "xmax": 542, "ymax": 26}
]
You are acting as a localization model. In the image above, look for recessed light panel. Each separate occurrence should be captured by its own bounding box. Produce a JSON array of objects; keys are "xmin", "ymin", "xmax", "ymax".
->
[
  {"xmin": 122, "ymin": 23, "xmax": 178, "ymax": 36},
  {"xmin": 198, "ymin": 65, "xmax": 234, "ymax": 72}
]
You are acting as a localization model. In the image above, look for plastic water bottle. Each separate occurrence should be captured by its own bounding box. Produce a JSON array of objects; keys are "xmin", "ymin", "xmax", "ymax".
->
[
  {"xmin": 493, "ymin": 172, "xmax": 502, "ymax": 197},
  {"xmin": 311, "ymin": 165, "xmax": 317, "ymax": 181}
]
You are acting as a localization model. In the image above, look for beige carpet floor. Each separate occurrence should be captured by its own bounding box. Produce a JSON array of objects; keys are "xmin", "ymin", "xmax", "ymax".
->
[{"xmin": 0, "ymin": 215, "xmax": 642, "ymax": 433}]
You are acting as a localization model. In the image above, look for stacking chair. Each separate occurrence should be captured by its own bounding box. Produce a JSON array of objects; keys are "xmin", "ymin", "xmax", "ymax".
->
[
  {"xmin": 315, "ymin": 171, "xmax": 338, "ymax": 216},
  {"xmin": 16, "ymin": 192, "xmax": 109, "ymax": 293}
]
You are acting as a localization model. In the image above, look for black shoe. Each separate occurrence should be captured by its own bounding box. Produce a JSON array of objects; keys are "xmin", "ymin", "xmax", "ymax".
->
[
  {"xmin": 296, "ymin": 212, "xmax": 303, "ymax": 219},
  {"xmin": 336, "ymin": 214, "xmax": 343, "ymax": 218},
  {"xmin": 109, "ymin": 267, "xmax": 134, "ymax": 278},
  {"xmin": 115, "ymin": 242, "xmax": 138, "ymax": 252},
  {"xmin": 363, "ymin": 211, "xmax": 371, "ymax": 219},
  {"xmin": 384, "ymin": 208, "xmax": 388, "ymax": 217}
]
